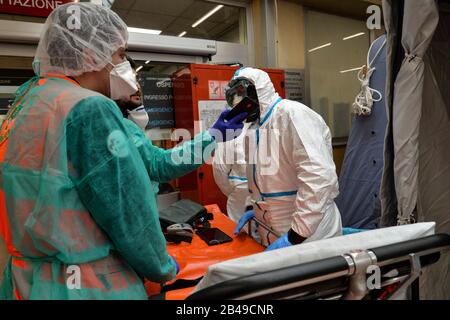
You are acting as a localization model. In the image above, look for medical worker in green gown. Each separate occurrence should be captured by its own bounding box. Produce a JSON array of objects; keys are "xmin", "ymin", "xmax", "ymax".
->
[{"xmin": 0, "ymin": 3, "xmax": 246, "ymax": 300}]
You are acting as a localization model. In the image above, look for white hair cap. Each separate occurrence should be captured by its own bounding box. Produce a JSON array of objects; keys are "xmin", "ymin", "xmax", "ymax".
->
[{"xmin": 34, "ymin": 2, "xmax": 128, "ymax": 77}]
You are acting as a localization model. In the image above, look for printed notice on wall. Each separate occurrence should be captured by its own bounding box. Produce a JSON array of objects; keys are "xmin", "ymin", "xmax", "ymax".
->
[
  {"xmin": 284, "ymin": 69, "xmax": 305, "ymax": 103},
  {"xmin": 141, "ymin": 75, "xmax": 175, "ymax": 129},
  {"xmin": 198, "ymin": 100, "xmax": 228, "ymax": 131}
]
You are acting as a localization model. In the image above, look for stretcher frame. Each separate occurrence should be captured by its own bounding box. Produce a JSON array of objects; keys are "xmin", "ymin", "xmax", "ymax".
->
[{"xmin": 187, "ymin": 234, "xmax": 450, "ymax": 300}]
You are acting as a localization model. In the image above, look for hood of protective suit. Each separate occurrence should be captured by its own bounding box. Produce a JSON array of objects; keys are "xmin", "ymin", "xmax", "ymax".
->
[{"xmin": 232, "ymin": 68, "xmax": 280, "ymax": 119}]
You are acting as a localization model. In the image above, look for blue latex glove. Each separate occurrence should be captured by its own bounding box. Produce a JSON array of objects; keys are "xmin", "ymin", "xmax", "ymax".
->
[
  {"xmin": 234, "ymin": 210, "xmax": 255, "ymax": 235},
  {"xmin": 265, "ymin": 233, "xmax": 293, "ymax": 252},
  {"xmin": 208, "ymin": 109, "xmax": 248, "ymax": 142},
  {"xmin": 342, "ymin": 228, "xmax": 369, "ymax": 235},
  {"xmin": 170, "ymin": 255, "xmax": 179, "ymax": 274}
]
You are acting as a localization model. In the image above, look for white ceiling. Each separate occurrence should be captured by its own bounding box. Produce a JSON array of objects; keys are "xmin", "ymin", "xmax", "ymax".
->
[
  {"xmin": 292, "ymin": 0, "xmax": 379, "ymax": 19},
  {"xmin": 111, "ymin": 0, "xmax": 243, "ymax": 40}
]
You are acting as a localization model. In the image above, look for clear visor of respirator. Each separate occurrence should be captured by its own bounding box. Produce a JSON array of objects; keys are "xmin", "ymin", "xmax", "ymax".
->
[
  {"xmin": 225, "ymin": 78, "xmax": 260, "ymax": 123},
  {"xmin": 226, "ymin": 82, "xmax": 246, "ymax": 108},
  {"xmin": 225, "ymin": 79, "xmax": 258, "ymax": 107}
]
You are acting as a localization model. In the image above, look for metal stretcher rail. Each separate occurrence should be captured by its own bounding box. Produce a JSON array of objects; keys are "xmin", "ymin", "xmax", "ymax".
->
[{"xmin": 187, "ymin": 234, "xmax": 450, "ymax": 300}]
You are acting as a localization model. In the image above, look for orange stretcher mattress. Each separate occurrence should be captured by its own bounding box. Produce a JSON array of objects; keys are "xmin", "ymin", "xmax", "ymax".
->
[{"xmin": 146, "ymin": 204, "xmax": 264, "ymax": 299}]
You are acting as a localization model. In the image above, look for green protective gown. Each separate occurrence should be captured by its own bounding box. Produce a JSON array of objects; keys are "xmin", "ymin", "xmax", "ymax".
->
[
  {"xmin": 122, "ymin": 118, "xmax": 214, "ymax": 194},
  {"xmin": 0, "ymin": 76, "xmax": 215, "ymax": 300}
]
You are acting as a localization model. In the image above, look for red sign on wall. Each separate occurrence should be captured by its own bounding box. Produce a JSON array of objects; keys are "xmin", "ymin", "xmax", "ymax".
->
[{"xmin": 0, "ymin": 0, "xmax": 75, "ymax": 18}]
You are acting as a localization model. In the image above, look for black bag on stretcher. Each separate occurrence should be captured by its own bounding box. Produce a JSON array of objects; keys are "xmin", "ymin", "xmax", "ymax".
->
[{"xmin": 158, "ymin": 199, "xmax": 212, "ymax": 231}]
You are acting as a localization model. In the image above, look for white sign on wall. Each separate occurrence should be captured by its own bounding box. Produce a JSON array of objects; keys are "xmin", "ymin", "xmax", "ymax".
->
[
  {"xmin": 198, "ymin": 100, "xmax": 228, "ymax": 132},
  {"xmin": 284, "ymin": 69, "xmax": 305, "ymax": 103}
]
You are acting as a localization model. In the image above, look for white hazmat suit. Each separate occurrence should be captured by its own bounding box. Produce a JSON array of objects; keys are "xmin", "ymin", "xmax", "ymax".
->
[
  {"xmin": 234, "ymin": 67, "xmax": 342, "ymax": 246},
  {"xmin": 213, "ymin": 123, "xmax": 251, "ymax": 222}
]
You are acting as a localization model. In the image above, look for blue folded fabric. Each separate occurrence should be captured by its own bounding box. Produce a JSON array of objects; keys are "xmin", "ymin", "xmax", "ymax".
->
[{"xmin": 343, "ymin": 227, "xmax": 369, "ymax": 235}]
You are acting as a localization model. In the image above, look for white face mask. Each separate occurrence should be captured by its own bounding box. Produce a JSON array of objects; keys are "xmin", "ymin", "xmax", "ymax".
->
[
  {"xmin": 109, "ymin": 61, "xmax": 139, "ymax": 101},
  {"xmin": 128, "ymin": 105, "xmax": 149, "ymax": 130}
]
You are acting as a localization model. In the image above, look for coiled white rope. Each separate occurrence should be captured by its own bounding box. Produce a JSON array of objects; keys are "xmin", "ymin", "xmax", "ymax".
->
[{"xmin": 352, "ymin": 38, "xmax": 387, "ymax": 116}]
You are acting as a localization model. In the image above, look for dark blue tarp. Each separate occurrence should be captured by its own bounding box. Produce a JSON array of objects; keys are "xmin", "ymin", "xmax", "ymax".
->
[{"xmin": 336, "ymin": 35, "xmax": 388, "ymax": 229}]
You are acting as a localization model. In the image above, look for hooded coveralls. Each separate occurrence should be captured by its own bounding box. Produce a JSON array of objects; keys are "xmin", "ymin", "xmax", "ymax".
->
[{"xmin": 235, "ymin": 68, "xmax": 342, "ymax": 246}]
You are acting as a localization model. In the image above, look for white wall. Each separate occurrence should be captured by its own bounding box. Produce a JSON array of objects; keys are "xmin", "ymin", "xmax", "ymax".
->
[
  {"xmin": 276, "ymin": 1, "xmax": 305, "ymax": 70},
  {"xmin": 306, "ymin": 10, "xmax": 369, "ymax": 137}
]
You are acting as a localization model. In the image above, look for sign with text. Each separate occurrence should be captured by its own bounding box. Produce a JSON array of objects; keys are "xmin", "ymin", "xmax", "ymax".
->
[
  {"xmin": 198, "ymin": 100, "xmax": 227, "ymax": 132},
  {"xmin": 0, "ymin": 69, "xmax": 35, "ymax": 86},
  {"xmin": 141, "ymin": 76, "xmax": 175, "ymax": 129},
  {"xmin": 284, "ymin": 69, "xmax": 305, "ymax": 103},
  {"xmin": 0, "ymin": 0, "xmax": 75, "ymax": 18}
]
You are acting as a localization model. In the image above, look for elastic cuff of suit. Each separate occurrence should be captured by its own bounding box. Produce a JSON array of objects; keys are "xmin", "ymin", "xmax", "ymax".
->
[{"xmin": 288, "ymin": 228, "xmax": 307, "ymax": 245}]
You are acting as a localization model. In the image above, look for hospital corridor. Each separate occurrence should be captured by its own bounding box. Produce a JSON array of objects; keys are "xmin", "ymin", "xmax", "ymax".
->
[{"xmin": 0, "ymin": 0, "xmax": 449, "ymax": 310}]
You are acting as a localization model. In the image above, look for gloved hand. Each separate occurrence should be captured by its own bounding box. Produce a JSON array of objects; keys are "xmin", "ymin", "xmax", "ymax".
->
[
  {"xmin": 234, "ymin": 210, "xmax": 255, "ymax": 235},
  {"xmin": 265, "ymin": 233, "xmax": 292, "ymax": 252},
  {"xmin": 342, "ymin": 227, "xmax": 368, "ymax": 235},
  {"xmin": 208, "ymin": 109, "xmax": 248, "ymax": 142},
  {"xmin": 170, "ymin": 255, "xmax": 179, "ymax": 274}
]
